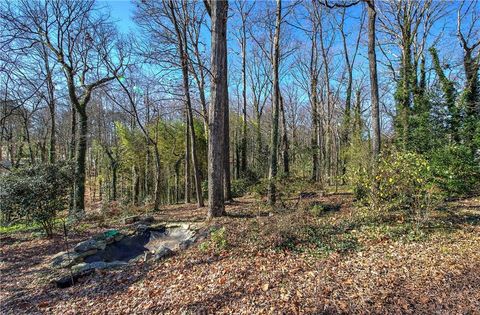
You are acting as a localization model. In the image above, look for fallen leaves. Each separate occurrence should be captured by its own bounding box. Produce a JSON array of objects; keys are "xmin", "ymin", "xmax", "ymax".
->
[{"xmin": 1, "ymin": 195, "xmax": 480, "ymax": 314}]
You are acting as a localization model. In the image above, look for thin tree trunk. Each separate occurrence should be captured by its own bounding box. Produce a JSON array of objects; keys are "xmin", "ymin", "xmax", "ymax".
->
[
  {"xmin": 43, "ymin": 45, "xmax": 56, "ymax": 164},
  {"xmin": 310, "ymin": 29, "xmax": 320, "ymax": 182},
  {"xmin": 280, "ymin": 94, "xmax": 289, "ymax": 175},
  {"xmin": 168, "ymin": 0, "xmax": 205, "ymax": 208},
  {"xmin": 184, "ymin": 116, "xmax": 191, "ymax": 203},
  {"xmin": 153, "ymin": 147, "xmax": 161, "ymax": 211},
  {"xmin": 241, "ymin": 14, "xmax": 248, "ymax": 174},
  {"xmin": 73, "ymin": 106, "xmax": 88, "ymax": 216},
  {"xmin": 268, "ymin": 0, "xmax": 282, "ymax": 206},
  {"xmin": 68, "ymin": 105, "xmax": 77, "ymax": 214},
  {"xmin": 367, "ymin": 0, "xmax": 381, "ymax": 160},
  {"xmin": 224, "ymin": 78, "xmax": 232, "ymax": 202}
]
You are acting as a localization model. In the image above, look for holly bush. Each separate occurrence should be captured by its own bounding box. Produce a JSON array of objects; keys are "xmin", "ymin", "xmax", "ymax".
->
[
  {"xmin": 0, "ymin": 163, "xmax": 73, "ymax": 236},
  {"xmin": 372, "ymin": 151, "xmax": 441, "ymax": 219}
]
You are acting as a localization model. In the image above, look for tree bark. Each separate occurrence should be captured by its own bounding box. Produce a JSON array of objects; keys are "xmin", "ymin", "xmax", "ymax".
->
[
  {"xmin": 367, "ymin": 0, "xmax": 381, "ymax": 160},
  {"xmin": 184, "ymin": 115, "xmax": 191, "ymax": 203},
  {"xmin": 74, "ymin": 106, "xmax": 88, "ymax": 215},
  {"xmin": 206, "ymin": 0, "xmax": 228, "ymax": 218},
  {"xmin": 168, "ymin": 0, "xmax": 205, "ymax": 207},
  {"xmin": 153, "ymin": 146, "xmax": 162, "ymax": 211},
  {"xmin": 268, "ymin": 0, "xmax": 282, "ymax": 206},
  {"xmin": 240, "ymin": 10, "xmax": 248, "ymax": 175},
  {"xmin": 280, "ymin": 94, "xmax": 289, "ymax": 175}
]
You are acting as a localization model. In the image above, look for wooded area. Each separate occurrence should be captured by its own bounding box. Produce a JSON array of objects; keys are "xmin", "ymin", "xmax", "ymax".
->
[{"xmin": 0, "ymin": 0, "xmax": 479, "ymax": 313}]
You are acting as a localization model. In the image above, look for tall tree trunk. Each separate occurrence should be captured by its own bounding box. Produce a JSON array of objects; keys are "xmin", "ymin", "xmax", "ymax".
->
[
  {"xmin": 174, "ymin": 158, "xmax": 181, "ymax": 204},
  {"xmin": 68, "ymin": 105, "xmax": 77, "ymax": 214},
  {"xmin": 206, "ymin": 0, "xmax": 228, "ymax": 218},
  {"xmin": 186, "ymin": 96, "xmax": 205, "ymax": 208},
  {"xmin": 153, "ymin": 147, "xmax": 161, "ymax": 211},
  {"xmin": 318, "ymin": 13, "xmax": 332, "ymax": 184},
  {"xmin": 132, "ymin": 166, "xmax": 140, "ymax": 206},
  {"xmin": 241, "ymin": 15, "xmax": 248, "ymax": 174},
  {"xmin": 224, "ymin": 78, "xmax": 232, "ymax": 202},
  {"xmin": 111, "ymin": 163, "xmax": 117, "ymax": 201},
  {"xmin": 43, "ymin": 45, "xmax": 56, "ymax": 164},
  {"xmin": 184, "ymin": 116, "xmax": 191, "ymax": 203},
  {"xmin": 169, "ymin": 0, "xmax": 205, "ymax": 208},
  {"xmin": 268, "ymin": 0, "xmax": 282, "ymax": 206},
  {"xmin": 367, "ymin": 0, "xmax": 381, "ymax": 160},
  {"xmin": 73, "ymin": 106, "xmax": 88, "ymax": 216},
  {"xmin": 280, "ymin": 94, "xmax": 289, "ymax": 175},
  {"xmin": 222, "ymin": 2, "xmax": 232, "ymax": 202},
  {"xmin": 310, "ymin": 31, "xmax": 320, "ymax": 182}
]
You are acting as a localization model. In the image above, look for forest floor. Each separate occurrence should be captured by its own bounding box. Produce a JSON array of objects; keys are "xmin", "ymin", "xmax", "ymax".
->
[{"xmin": 1, "ymin": 192, "xmax": 480, "ymax": 314}]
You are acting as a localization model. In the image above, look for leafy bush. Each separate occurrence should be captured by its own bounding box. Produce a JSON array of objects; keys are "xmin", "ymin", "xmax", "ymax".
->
[
  {"xmin": 428, "ymin": 144, "xmax": 480, "ymax": 198},
  {"xmin": 249, "ymin": 178, "xmax": 269, "ymax": 197},
  {"xmin": 231, "ymin": 171, "xmax": 259, "ymax": 198},
  {"xmin": 200, "ymin": 227, "xmax": 228, "ymax": 252},
  {"xmin": 348, "ymin": 166, "xmax": 371, "ymax": 203},
  {"xmin": 210, "ymin": 227, "xmax": 228, "ymax": 250},
  {"xmin": 372, "ymin": 151, "xmax": 440, "ymax": 219},
  {"xmin": 0, "ymin": 163, "xmax": 73, "ymax": 236}
]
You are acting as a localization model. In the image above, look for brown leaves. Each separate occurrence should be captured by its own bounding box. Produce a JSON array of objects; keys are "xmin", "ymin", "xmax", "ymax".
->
[{"xmin": 2, "ymin": 195, "xmax": 480, "ymax": 314}]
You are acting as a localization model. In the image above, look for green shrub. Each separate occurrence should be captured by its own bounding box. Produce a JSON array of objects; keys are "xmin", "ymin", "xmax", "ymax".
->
[
  {"xmin": 0, "ymin": 163, "xmax": 73, "ymax": 236},
  {"xmin": 230, "ymin": 179, "xmax": 249, "ymax": 198},
  {"xmin": 249, "ymin": 179, "xmax": 269, "ymax": 197},
  {"xmin": 429, "ymin": 144, "xmax": 480, "ymax": 198},
  {"xmin": 348, "ymin": 166, "xmax": 371, "ymax": 204},
  {"xmin": 210, "ymin": 227, "xmax": 228, "ymax": 250},
  {"xmin": 310, "ymin": 204, "xmax": 324, "ymax": 217},
  {"xmin": 372, "ymin": 151, "xmax": 440, "ymax": 219},
  {"xmin": 200, "ymin": 227, "xmax": 228, "ymax": 252}
]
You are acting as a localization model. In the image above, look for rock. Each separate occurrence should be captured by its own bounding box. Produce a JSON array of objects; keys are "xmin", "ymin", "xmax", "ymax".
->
[
  {"xmin": 94, "ymin": 229, "xmax": 124, "ymax": 244},
  {"xmin": 154, "ymin": 246, "xmax": 174, "ymax": 260},
  {"xmin": 51, "ymin": 249, "xmax": 97, "ymax": 268},
  {"xmin": 139, "ymin": 215, "xmax": 154, "ymax": 224},
  {"xmin": 299, "ymin": 192, "xmax": 317, "ymax": 199},
  {"xmin": 123, "ymin": 215, "xmax": 141, "ymax": 224},
  {"xmin": 87, "ymin": 261, "xmax": 108, "ymax": 270},
  {"xmin": 178, "ymin": 238, "xmax": 195, "ymax": 250},
  {"xmin": 71, "ymin": 260, "xmax": 128, "ymax": 273},
  {"xmin": 71, "ymin": 263, "xmax": 88, "ymax": 273},
  {"xmin": 136, "ymin": 224, "xmax": 149, "ymax": 234},
  {"xmin": 104, "ymin": 260, "xmax": 128, "ymax": 269},
  {"xmin": 74, "ymin": 239, "xmax": 106, "ymax": 253},
  {"xmin": 55, "ymin": 269, "xmax": 94, "ymax": 289}
]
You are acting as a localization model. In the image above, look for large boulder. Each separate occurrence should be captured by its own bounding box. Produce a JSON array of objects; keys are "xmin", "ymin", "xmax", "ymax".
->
[
  {"xmin": 93, "ymin": 229, "xmax": 124, "ymax": 244},
  {"xmin": 51, "ymin": 249, "xmax": 98, "ymax": 268},
  {"xmin": 154, "ymin": 245, "xmax": 174, "ymax": 260},
  {"xmin": 71, "ymin": 260, "xmax": 128, "ymax": 273},
  {"xmin": 74, "ymin": 239, "xmax": 106, "ymax": 253}
]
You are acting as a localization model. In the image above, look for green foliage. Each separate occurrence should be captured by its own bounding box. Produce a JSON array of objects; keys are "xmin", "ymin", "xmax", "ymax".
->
[
  {"xmin": 0, "ymin": 163, "xmax": 73, "ymax": 236},
  {"xmin": 272, "ymin": 219, "xmax": 360, "ymax": 256},
  {"xmin": 250, "ymin": 179, "xmax": 270, "ymax": 197},
  {"xmin": 429, "ymin": 145, "xmax": 480, "ymax": 198},
  {"xmin": 348, "ymin": 166, "xmax": 371, "ymax": 204},
  {"xmin": 231, "ymin": 178, "xmax": 252, "ymax": 198},
  {"xmin": 310, "ymin": 204, "xmax": 324, "ymax": 217},
  {"xmin": 200, "ymin": 227, "xmax": 228, "ymax": 252},
  {"xmin": 372, "ymin": 151, "xmax": 441, "ymax": 218},
  {"xmin": 210, "ymin": 227, "xmax": 228, "ymax": 250}
]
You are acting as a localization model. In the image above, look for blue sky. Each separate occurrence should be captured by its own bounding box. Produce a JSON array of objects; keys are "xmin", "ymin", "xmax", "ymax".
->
[{"xmin": 98, "ymin": 0, "xmax": 137, "ymax": 33}]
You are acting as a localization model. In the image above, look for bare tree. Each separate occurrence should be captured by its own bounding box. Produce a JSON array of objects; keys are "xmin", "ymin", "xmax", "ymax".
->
[
  {"xmin": 204, "ymin": 0, "xmax": 228, "ymax": 218},
  {"xmin": 268, "ymin": 0, "xmax": 282, "ymax": 206},
  {"xmin": 1, "ymin": 0, "xmax": 125, "ymax": 216},
  {"xmin": 167, "ymin": 0, "xmax": 204, "ymax": 207},
  {"xmin": 366, "ymin": 0, "xmax": 381, "ymax": 160}
]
